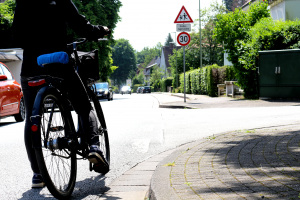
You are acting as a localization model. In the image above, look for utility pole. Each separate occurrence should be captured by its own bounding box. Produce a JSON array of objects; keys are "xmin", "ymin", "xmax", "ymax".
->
[
  {"xmin": 171, "ymin": 32, "xmax": 178, "ymax": 88},
  {"xmin": 199, "ymin": 0, "xmax": 202, "ymax": 68}
]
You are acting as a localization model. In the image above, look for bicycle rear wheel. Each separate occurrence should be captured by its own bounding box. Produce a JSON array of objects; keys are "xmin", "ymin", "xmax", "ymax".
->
[
  {"xmin": 90, "ymin": 92, "xmax": 110, "ymax": 169},
  {"xmin": 34, "ymin": 92, "xmax": 77, "ymax": 199}
]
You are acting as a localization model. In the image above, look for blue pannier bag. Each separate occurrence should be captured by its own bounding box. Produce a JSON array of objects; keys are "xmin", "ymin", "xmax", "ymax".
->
[{"xmin": 37, "ymin": 52, "xmax": 69, "ymax": 67}]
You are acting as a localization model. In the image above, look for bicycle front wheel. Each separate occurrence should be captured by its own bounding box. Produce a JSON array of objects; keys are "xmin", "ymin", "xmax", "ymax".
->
[{"xmin": 34, "ymin": 92, "xmax": 77, "ymax": 199}]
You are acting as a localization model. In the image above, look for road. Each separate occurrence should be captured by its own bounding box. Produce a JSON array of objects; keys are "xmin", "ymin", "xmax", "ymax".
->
[{"xmin": 1, "ymin": 93, "xmax": 300, "ymax": 199}]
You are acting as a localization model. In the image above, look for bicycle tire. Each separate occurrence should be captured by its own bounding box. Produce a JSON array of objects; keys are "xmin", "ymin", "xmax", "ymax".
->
[
  {"xmin": 89, "ymin": 90, "xmax": 110, "ymax": 168},
  {"xmin": 34, "ymin": 92, "xmax": 77, "ymax": 199}
]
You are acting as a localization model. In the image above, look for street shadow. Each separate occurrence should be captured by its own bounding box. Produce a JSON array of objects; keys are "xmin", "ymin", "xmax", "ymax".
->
[
  {"xmin": 19, "ymin": 188, "xmax": 55, "ymax": 200},
  {"xmin": 99, "ymin": 98, "xmax": 128, "ymax": 102},
  {"xmin": 19, "ymin": 175, "xmax": 120, "ymax": 200},
  {"xmin": 191, "ymin": 129, "xmax": 300, "ymax": 198},
  {"xmin": 98, "ymin": 95, "xmax": 132, "ymax": 102},
  {"xmin": 230, "ymin": 98, "xmax": 300, "ymax": 104},
  {"xmin": 0, "ymin": 121, "xmax": 20, "ymax": 128}
]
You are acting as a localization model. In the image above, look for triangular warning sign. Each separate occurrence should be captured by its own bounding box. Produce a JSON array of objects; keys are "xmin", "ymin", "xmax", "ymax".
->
[{"xmin": 174, "ymin": 6, "xmax": 194, "ymax": 23}]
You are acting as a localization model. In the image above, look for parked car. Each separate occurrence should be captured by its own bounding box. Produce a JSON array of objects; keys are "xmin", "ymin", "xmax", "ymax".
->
[
  {"xmin": 94, "ymin": 82, "xmax": 113, "ymax": 101},
  {"xmin": 0, "ymin": 62, "xmax": 25, "ymax": 122},
  {"xmin": 121, "ymin": 86, "xmax": 131, "ymax": 95},
  {"xmin": 136, "ymin": 86, "xmax": 143, "ymax": 93},
  {"xmin": 142, "ymin": 86, "xmax": 151, "ymax": 93}
]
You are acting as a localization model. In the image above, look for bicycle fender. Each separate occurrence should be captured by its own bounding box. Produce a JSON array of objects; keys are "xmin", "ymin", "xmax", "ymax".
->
[{"xmin": 31, "ymin": 86, "xmax": 49, "ymax": 148}]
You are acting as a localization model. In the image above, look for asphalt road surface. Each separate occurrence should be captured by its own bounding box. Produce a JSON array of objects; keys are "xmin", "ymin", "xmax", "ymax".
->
[{"xmin": 1, "ymin": 93, "xmax": 300, "ymax": 199}]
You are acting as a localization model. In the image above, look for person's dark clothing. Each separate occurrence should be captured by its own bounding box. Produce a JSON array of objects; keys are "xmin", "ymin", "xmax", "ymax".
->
[
  {"xmin": 13, "ymin": 0, "xmax": 105, "ymax": 174},
  {"xmin": 13, "ymin": 0, "xmax": 106, "ymax": 77}
]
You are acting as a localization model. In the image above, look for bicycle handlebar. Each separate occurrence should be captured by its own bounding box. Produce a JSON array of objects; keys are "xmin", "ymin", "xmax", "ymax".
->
[
  {"xmin": 68, "ymin": 38, "xmax": 108, "ymax": 51},
  {"xmin": 68, "ymin": 38, "xmax": 107, "ymax": 46}
]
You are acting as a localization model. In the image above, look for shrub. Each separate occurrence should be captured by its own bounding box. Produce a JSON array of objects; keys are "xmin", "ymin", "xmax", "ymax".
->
[
  {"xmin": 238, "ymin": 18, "xmax": 300, "ymax": 98},
  {"xmin": 161, "ymin": 77, "xmax": 173, "ymax": 92},
  {"xmin": 178, "ymin": 65, "xmax": 236, "ymax": 97},
  {"xmin": 214, "ymin": 1, "xmax": 270, "ymax": 98}
]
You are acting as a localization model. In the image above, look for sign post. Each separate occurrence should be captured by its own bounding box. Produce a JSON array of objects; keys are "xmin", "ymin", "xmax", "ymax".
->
[
  {"xmin": 174, "ymin": 6, "xmax": 193, "ymax": 103},
  {"xmin": 177, "ymin": 32, "xmax": 190, "ymax": 103}
]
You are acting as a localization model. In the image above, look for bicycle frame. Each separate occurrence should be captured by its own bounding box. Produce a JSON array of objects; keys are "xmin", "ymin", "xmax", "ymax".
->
[{"xmin": 29, "ymin": 38, "xmax": 98, "ymax": 158}]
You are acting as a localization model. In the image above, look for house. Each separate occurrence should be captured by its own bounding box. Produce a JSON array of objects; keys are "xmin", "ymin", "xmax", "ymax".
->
[
  {"xmin": 224, "ymin": 0, "xmax": 300, "ymax": 66},
  {"xmin": 0, "ymin": 49, "xmax": 23, "ymax": 83},
  {"xmin": 160, "ymin": 44, "xmax": 181, "ymax": 78},
  {"xmin": 136, "ymin": 63, "xmax": 144, "ymax": 75},
  {"xmin": 242, "ymin": 0, "xmax": 259, "ymax": 11},
  {"xmin": 242, "ymin": 0, "xmax": 300, "ymax": 21},
  {"xmin": 144, "ymin": 56, "xmax": 161, "ymax": 86},
  {"xmin": 268, "ymin": 0, "xmax": 300, "ymax": 21},
  {"xmin": 142, "ymin": 44, "xmax": 181, "ymax": 85}
]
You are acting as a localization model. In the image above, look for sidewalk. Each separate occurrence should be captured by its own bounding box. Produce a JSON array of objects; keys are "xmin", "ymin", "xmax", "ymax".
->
[
  {"xmin": 152, "ymin": 92, "xmax": 300, "ymax": 109},
  {"xmin": 149, "ymin": 93, "xmax": 300, "ymax": 200},
  {"xmin": 102, "ymin": 93, "xmax": 300, "ymax": 200},
  {"xmin": 149, "ymin": 124, "xmax": 300, "ymax": 200}
]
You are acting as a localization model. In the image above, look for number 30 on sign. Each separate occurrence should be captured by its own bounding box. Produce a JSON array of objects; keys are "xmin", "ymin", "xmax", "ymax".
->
[{"xmin": 177, "ymin": 32, "xmax": 191, "ymax": 46}]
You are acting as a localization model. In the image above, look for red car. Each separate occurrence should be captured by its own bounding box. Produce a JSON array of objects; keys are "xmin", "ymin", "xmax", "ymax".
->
[{"xmin": 0, "ymin": 62, "xmax": 25, "ymax": 122}]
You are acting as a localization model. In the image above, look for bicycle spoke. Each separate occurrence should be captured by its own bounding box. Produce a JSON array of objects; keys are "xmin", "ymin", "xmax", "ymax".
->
[{"xmin": 37, "ymin": 95, "xmax": 76, "ymax": 197}]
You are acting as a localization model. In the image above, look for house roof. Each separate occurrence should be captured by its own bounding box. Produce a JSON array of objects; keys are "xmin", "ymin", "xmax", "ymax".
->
[
  {"xmin": 0, "ymin": 49, "xmax": 22, "ymax": 62},
  {"xmin": 268, "ymin": 0, "xmax": 283, "ymax": 6},
  {"xmin": 144, "ymin": 56, "xmax": 161, "ymax": 76},
  {"xmin": 242, "ymin": 0, "xmax": 270, "ymax": 9},
  {"xmin": 145, "ymin": 56, "xmax": 161, "ymax": 69},
  {"xmin": 162, "ymin": 45, "xmax": 181, "ymax": 69},
  {"xmin": 136, "ymin": 63, "xmax": 144, "ymax": 74}
]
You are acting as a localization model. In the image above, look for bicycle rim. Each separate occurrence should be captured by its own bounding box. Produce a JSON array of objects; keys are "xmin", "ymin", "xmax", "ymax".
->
[{"xmin": 35, "ymin": 93, "xmax": 77, "ymax": 199}]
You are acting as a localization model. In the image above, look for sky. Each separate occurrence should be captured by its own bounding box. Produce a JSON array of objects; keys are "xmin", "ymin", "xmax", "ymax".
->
[{"xmin": 113, "ymin": 0, "xmax": 223, "ymax": 52}]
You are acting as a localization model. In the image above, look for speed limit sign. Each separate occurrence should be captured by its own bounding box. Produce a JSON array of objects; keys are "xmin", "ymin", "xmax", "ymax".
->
[{"xmin": 177, "ymin": 32, "xmax": 191, "ymax": 46}]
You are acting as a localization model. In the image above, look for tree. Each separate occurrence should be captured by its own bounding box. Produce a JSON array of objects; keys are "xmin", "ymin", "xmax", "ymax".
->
[
  {"xmin": 169, "ymin": 1, "xmax": 225, "ymax": 88},
  {"xmin": 214, "ymin": 1, "xmax": 270, "ymax": 98},
  {"xmin": 0, "ymin": 0, "xmax": 122, "ymax": 81},
  {"xmin": 0, "ymin": 0, "xmax": 15, "ymax": 48},
  {"xmin": 111, "ymin": 39, "xmax": 136, "ymax": 86},
  {"xmin": 223, "ymin": 0, "xmax": 247, "ymax": 12},
  {"xmin": 195, "ymin": 2, "xmax": 226, "ymax": 66},
  {"xmin": 164, "ymin": 33, "xmax": 174, "ymax": 47},
  {"xmin": 150, "ymin": 65, "xmax": 164, "ymax": 92},
  {"xmin": 136, "ymin": 43, "xmax": 162, "ymax": 65},
  {"xmin": 68, "ymin": 0, "xmax": 122, "ymax": 81}
]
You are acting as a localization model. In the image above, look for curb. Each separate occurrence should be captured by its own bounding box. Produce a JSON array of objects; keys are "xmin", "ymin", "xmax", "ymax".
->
[
  {"xmin": 148, "ymin": 141, "xmax": 198, "ymax": 200},
  {"xmin": 158, "ymin": 105, "xmax": 191, "ymax": 109}
]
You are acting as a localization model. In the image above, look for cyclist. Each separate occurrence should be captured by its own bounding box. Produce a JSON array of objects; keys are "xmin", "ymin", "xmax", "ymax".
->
[{"xmin": 12, "ymin": 0, "xmax": 110, "ymax": 188}]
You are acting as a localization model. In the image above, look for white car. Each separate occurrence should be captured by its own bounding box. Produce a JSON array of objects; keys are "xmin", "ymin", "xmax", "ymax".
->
[{"xmin": 121, "ymin": 86, "xmax": 131, "ymax": 95}]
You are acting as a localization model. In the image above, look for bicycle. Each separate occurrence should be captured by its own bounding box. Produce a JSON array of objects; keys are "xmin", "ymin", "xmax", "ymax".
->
[{"xmin": 28, "ymin": 38, "xmax": 110, "ymax": 199}]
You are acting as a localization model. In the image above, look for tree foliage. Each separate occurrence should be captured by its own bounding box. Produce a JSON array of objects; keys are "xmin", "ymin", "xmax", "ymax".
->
[
  {"xmin": 169, "ymin": 1, "xmax": 225, "ymax": 88},
  {"xmin": 150, "ymin": 65, "xmax": 164, "ymax": 92},
  {"xmin": 0, "ymin": 0, "xmax": 15, "ymax": 48},
  {"xmin": 136, "ymin": 43, "xmax": 162, "ymax": 66},
  {"xmin": 111, "ymin": 39, "xmax": 136, "ymax": 86},
  {"xmin": 164, "ymin": 33, "xmax": 174, "ymax": 47},
  {"xmin": 224, "ymin": 0, "xmax": 248, "ymax": 12},
  {"xmin": 214, "ymin": 1, "xmax": 270, "ymax": 98},
  {"xmin": 71, "ymin": 0, "xmax": 122, "ymax": 81},
  {"xmin": 0, "ymin": 0, "xmax": 121, "ymax": 81}
]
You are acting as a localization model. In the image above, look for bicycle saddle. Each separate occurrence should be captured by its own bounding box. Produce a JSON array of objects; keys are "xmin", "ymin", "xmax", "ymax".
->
[{"xmin": 37, "ymin": 52, "xmax": 69, "ymax": 67}]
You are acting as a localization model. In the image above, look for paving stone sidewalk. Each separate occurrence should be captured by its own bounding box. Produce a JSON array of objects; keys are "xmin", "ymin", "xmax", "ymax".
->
[{"xmin": 150, "ymin": 124, "xmax": 300, "ymax": 200}]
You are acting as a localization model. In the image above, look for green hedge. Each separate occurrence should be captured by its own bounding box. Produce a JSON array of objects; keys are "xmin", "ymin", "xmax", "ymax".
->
[
  {"xmin": 161, "ymin": 77, "xmax": 173, "ymax": 92},
  {"xmin": 179, "ymin": 65, "xmax": 235, "ymax": 97}
]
